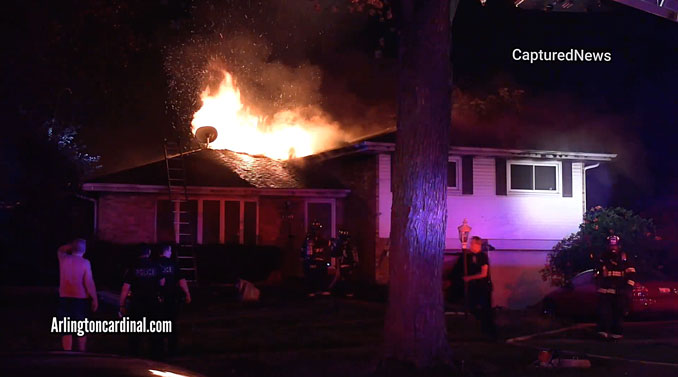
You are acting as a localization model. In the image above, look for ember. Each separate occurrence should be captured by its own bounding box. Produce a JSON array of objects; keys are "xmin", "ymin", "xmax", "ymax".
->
[{"xmin": 191, "ymin": 70, "xmax": 345, "ymax": 160}]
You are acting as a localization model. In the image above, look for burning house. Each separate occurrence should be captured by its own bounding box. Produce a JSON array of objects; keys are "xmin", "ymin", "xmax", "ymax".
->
[
  {"xmin": 307, "ymin": 131, "xmax": 616, "ymax": 308},
  {"xmin": 82, "ymin": 69, "xmax": 617, "ymax": 308},
  {"xmin": 83, "ymin": 147, "xmax": 349, "ymax": 280},
  {"xmin": 83, "ymin": 128, "xmax": 616, "ymax": 308}
]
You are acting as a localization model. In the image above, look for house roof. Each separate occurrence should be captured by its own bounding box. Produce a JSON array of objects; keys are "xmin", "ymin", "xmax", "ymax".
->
[
  {"xmin": 87, "ymin": 148, "xmax": 345, "ymax": 190},
  {"xmin": 308, "ymin": 128, "xmax": 617, "ymax": 162},
  {"xmin": 86, "ymin": 127, "xmax": 615, "ymax": 193}
]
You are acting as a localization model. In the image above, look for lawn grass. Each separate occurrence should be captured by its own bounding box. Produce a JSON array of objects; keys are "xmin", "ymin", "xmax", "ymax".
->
[{"xmin": 2, "ymin": 286, "xmax": 677, "ymax": 377}]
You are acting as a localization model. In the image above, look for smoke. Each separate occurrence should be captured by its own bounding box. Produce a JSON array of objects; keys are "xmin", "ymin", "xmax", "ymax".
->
[
  {"xmin": 163, "ymin": 0, "xmax": 385, "ymax": 144},
  {"xmin": 450, "ymin": 89, "xmax": 651, "ymax": 197},
  {"xmin": 163, "ymin": 0, "xmax": 649, "ymax": 193}
]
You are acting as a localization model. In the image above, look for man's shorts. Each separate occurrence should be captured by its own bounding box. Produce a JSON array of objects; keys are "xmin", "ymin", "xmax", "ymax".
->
[{"xmin": 57, "ymin": 297, "xmax": 89, "ymax": 321}]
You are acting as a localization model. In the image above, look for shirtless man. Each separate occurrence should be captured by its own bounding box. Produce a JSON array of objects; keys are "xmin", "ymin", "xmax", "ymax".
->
[{"xmin": 57, "ymin": 238, "xmax": 98, "ymax": 351}]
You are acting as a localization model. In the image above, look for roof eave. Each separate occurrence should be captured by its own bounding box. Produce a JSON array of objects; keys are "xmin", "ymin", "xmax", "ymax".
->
[
  {"xmin": 449, "ymin": 146, "xmax": 617, "ymax": 161},
  {"xmin": 82, "ymin": 183, "xmax": 350, "ymax": 198},
  {"xmin": 311, "ymin": 141, "xmax": 616, "ymax": 162}
]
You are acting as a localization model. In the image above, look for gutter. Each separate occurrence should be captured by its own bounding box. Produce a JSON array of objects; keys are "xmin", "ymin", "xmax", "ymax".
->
[
  {"xmin": 311, "ymin": 141, "xmax": 617, "ymax": 162},
  {"xmin": 75, "ymin": 194, "xmax": 97, "ymax": 234},
  {"xmin": 582, "ymin": 163, "xmax": 601, "ymax": 214},
  {"xmin": 82, "ymin": 183, "xmax": 350, "ymax": 198}
]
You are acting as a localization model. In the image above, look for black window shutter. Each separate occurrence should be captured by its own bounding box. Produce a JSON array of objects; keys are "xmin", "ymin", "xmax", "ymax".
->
[
  {"xmin": 462, "ymin": 156, "xmax": 473, "ymax": 195},
  {"xmin": 495, "ymin": 158, "xmax": 507, "ymax": 195},
  {"xmin": 562, "ymin": 161, "xmax": 573, "ymax": 197}
]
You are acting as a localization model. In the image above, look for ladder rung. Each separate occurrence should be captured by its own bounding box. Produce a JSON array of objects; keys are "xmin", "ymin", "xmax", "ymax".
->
[
  {"xmin": 174, "ymin": 222, "xmax": 190, "ymax": 225},
  {"xmin": 178, "ymin": 233, "xmax": 192, "ymax": 236},
  {"xmin": 180, "ymin": 268, "xmax": 195, "ymax": 271},
  {"xmin": 177, "ymin": 256, "xmax": 193, "ymax": 259}
]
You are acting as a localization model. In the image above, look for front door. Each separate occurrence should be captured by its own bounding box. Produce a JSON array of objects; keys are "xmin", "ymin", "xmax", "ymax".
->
[{"xmin": 306, "ymin": 202, "xmax": 333, "ymax": 240}]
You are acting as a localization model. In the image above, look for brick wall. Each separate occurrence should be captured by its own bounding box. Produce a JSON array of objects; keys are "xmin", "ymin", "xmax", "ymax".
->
[
  {"xmin": 97, "ymin": 193, "xmax": 158, "ymax": 243},
  {"xmin": 321, "ymin": 155, "xmax": 378, "ymax": 282},
  {"xmin": 258, "ymin": 197, "xmax": 307, "ymax": 277}
]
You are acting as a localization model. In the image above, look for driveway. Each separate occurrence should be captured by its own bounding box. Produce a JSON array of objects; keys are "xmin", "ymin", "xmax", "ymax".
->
[{"xmin": 507, "ymin": 320, "xmax": 678, "ymax": 367}]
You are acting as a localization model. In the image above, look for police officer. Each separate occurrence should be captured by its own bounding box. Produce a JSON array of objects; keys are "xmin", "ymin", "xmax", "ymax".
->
[
  {"xmin": 462, "ymin": 236, "xmax": 497, "ymax": 340},
  {"xmin": 301, "ymin": 220, "xmax": 331, "ymax": 297},
  {"xmin": 595, "ymin": 234, "xmax": 636, "ymax": 340},
  {"xmin": 328, "ymin": 229, "xmax": 359, "ymax": 297},
  {"xmin": 157, "ymin": 244, "xmax": 191, "ymax": 357},
  {"xmin": 119, "ymin": 245, "xmax": 164, "ymax": 358}
]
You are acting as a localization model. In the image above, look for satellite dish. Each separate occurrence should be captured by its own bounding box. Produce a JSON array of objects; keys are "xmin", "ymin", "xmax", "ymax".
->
[{"xmin": 195, "ymin": 126, "xmax": 218, "ymax": 145}]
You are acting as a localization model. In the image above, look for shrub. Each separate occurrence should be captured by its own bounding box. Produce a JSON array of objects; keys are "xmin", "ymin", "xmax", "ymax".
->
[{"xmin": 541, "ymin": 206, "xmax": 665, "ymax": 286}]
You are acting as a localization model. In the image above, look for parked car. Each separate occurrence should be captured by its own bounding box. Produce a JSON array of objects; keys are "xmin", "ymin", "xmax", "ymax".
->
[
  {"xmin": 0, "ymin": 352, "xmax": 207, "ymax": 377},
  {"xmin": 542, "ymin": 269, "xmax": 678, "ymax": 319}
]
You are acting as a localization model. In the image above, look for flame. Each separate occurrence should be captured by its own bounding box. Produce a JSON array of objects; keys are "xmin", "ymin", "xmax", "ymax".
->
[{"xmin": 191, "ymin": 70, "xmax": 343, "ymax": 160}]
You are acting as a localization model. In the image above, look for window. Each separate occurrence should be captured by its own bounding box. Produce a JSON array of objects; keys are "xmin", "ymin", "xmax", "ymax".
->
[
  {"xmin": 156, "ymin": 200, "xmax": 174, "ymax": 243},
  {"xmin": 392, "ymin": 156, "xmax": 460, "ymax": 190},
  {"xmin": 243, "ymin": 201, "xmax": 257, "ymax": 245},
  {"xmin": 156, "ymin": 199, "xmax": 197, "ymax": 243},
  {"xmin": 447, "ymin": 161, "xmax": 458, "ymax": 188},
  {"xmin": 510, "ymin": 164, "xmax": 533, "ymax": 190},
  {"xmin": 535, "ymin": 166, "xmax": 557, "ymax": 190},
  {"xmin": 202, "ymin": 200, "xmax": 220, "ymax": 244},
  {"xmin": 447, "ymin": 157, "xmax": 461, "ymax": 189},
  {"xmin": 181, "ymin": 200, "xmax": 198, "ymax": 245},
  {"xmin": 221, "ymin": 200, "xmax": 258, "ymax": 245},
  {"xmin": 156, "ymin": 198, "xmax": 258, "ymax": 245},
  {"xmin": 508, "ymin": 161, "xmax": 559, "ymax": 192},
  {"xmin": 224, "ymin": 201, "xmax": 240, "ymax": 244}
]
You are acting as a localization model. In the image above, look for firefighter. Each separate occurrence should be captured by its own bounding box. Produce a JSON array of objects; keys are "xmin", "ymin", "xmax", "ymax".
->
[
  {"xmin": 301, "ymin": 220, "xmax": 331, "ymax": 297},
  {"xmin": 462, "ymin": 236, "xmax": 497, "ymax": 340},
  {"xmin": 157, "ymin": 244, "xmax": 191, "ymax": 357},
  {"xmin": 595, "ymin": 234, "xmax": 636, "ymax": 340},
  {"xmin": 328, "ymin": 229, "xmax": 359, "ymax": 297},
  {"xmin": 119, "ymin": 245, "xmax": 165, "ymax": 358}
]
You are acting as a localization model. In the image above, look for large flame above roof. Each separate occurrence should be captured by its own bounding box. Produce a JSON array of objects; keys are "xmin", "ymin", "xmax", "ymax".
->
[{"xmin": 191, "ymin": 70, "xmax": 344, "ymax": 160}]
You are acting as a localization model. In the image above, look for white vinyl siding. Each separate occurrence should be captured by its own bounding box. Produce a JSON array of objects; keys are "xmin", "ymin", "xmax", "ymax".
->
[{"xmin": 376, "ymin": 154, "xmax": 585, "ymax": 250}]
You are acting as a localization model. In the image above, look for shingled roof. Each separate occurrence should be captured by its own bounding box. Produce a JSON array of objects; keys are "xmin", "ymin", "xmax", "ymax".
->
[
  {"xmin": 89, "ymin": 148, "xmax": 345, "ymax": 190},
  {"xmin": 349, "ymin": 128, "xmax": 616, "ymax": 154}
]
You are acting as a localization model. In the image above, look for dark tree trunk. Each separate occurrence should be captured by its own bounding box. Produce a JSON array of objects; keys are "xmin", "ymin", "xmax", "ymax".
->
[{"xmin": 383, "ymin": 0, "xmax": 456, "ymax": 367}]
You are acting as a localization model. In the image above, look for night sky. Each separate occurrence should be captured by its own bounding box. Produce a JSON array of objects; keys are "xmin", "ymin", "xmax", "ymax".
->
[{"xmin": 3, "ymin": 1, "xmax": 677, "ymax": 235}]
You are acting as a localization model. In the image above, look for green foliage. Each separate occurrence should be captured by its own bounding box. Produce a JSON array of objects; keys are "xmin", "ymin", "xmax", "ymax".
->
[
  {"xmin": 452, "ymin": 87, "xmax": 525, "ymax": 120},
  {"xmin": 45, "ymin": 119, "xmax": 101, "ymax": 177},
  {"xmin": 541, "ymin": 206, "xmax": 661, "ymax": 286}
]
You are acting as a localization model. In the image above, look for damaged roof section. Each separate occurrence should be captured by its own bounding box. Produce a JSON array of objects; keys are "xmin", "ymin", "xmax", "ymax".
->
[{"xmin": 89, "ymin": 149, "xmax": 345, "ymax": 190}]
